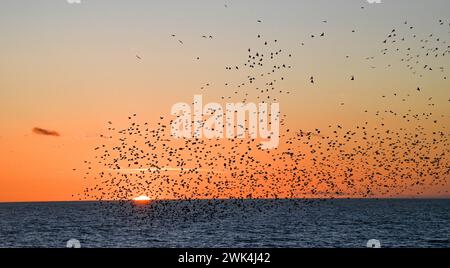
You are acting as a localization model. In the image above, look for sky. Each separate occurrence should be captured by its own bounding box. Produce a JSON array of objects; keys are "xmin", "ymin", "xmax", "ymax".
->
[{"xmin": 0, "ymin": 0, "xmax": 449, "ymax": 202}]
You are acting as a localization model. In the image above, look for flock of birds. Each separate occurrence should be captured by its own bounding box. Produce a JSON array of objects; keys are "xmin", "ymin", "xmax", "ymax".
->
[
  {"xmin": 380, "ymin": 20, "xmax": 450, "ymax": 79},
  {"xmin": 74, "ymin": 8, "xmax": 449, "ymax": 221}
]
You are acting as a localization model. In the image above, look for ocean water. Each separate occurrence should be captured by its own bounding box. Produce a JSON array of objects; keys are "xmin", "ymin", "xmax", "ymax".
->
[{"xmin": 0, "ymin": 199, "xmax": 449, "ymax": 248}]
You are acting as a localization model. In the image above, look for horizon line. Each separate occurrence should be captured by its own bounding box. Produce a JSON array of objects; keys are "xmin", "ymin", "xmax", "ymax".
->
[{"xmin": 1, "ymin": 196, "xmax": 450, "ymax": 204}]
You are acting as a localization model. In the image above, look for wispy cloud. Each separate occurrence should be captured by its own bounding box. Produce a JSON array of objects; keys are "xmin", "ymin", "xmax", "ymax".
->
[{"xmin": 32, "ymin": 127, "xmax": 60, "ymax": 137}]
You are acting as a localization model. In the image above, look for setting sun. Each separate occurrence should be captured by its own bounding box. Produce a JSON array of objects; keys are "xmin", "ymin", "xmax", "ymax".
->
[{"xmin": 132, "ymin": 195, "xmax": 151, "ymax": 202}]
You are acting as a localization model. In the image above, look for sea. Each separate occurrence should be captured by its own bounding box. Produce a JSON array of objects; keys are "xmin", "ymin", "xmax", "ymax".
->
[{"xmin": 0, "ymin": 199, "xmax": 449, "ymax": 248}]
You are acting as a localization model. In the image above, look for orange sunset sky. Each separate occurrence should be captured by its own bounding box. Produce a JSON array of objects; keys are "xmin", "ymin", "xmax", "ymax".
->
[{"xmin": 0, "ymin": 0, "xmax": 449, "ymax": 202}]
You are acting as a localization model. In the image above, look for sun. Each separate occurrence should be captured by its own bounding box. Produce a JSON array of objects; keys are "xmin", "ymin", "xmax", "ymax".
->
[
  {"xmin": 133, "ymin": 195, "xmax": 151, "ymax": 201},
  {"xmin": 132, "ymin": 195, "xmax": 151, "ymax": 203}
]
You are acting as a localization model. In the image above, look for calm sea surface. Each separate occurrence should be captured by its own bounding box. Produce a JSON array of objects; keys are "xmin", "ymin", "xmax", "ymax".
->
[{"xmin": 0, "ymin": 199, "xmax": 449, "ymax": 248}]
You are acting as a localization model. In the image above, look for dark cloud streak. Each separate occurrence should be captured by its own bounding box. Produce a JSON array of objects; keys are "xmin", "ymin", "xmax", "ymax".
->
[{"xmin": 32, "ymin": 127, "xmax": 60, "ymax": 137}]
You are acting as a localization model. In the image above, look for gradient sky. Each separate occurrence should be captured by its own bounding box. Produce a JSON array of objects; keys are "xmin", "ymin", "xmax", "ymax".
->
[{"xmin": 0, "ymin": 0, "xmax": 449, "ymax": 202}]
